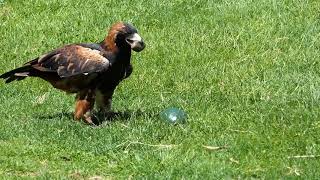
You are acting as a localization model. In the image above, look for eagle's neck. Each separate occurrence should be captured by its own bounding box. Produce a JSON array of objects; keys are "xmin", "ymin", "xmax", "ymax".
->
[
  {"xmin": 116, "ymin": 48, "xmax": 131, "ymax": 66},
  {"xmin": 100, "ymin": 36, "xmax": 117, "ymax": 53},
  {"xmin": 100, "ymin": 39, "xmax": 131, "ymax": 66}
]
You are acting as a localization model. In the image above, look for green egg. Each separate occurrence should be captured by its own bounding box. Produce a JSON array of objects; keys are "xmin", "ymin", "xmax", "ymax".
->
[{"xmin": 160, "ymin": 107, "xmax": 187, "ymax": 124}]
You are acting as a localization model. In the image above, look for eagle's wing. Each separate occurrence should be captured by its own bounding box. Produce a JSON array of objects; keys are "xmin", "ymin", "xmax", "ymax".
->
[{"xmin": 32, "ymin": 44, "xmax": 110, "ymax": 78}]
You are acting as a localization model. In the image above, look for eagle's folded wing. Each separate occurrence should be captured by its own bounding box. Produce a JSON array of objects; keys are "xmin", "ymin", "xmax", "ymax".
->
[{"xmin": 32, "ymin": 44, "xmax": 110, "ymax": 78}]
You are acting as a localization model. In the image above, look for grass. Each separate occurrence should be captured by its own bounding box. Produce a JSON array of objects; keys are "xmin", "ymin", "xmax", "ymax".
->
[{"xmin": 1, "ymin": 0, "xmax": 320, "ymax": 178}]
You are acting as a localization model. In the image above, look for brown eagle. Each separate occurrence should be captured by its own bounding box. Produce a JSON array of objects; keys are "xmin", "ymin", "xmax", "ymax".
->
[{"xmin": 0, "ymin": 22, "xmax": 145, "ymax": 124}]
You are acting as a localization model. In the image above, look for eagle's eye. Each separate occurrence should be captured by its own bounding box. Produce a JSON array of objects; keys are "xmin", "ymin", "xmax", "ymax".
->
[{"xmin": 126, "ymin": 39, "xmax": 134, "ymax": 44}]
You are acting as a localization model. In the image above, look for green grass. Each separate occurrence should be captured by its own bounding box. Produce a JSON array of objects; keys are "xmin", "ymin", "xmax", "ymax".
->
[{"xmin": 1, "ymin": 0, "xmax": 320, "ymax": 178}]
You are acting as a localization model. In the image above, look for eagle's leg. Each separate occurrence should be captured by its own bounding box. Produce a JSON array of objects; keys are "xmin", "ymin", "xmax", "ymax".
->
[
  {"xmin": 95, "ymin": 89, "xmax": 115, "ymax": 116},
  {"xmin": 74, "ymin": 89, "xmax": 95, "ymax": 124}
]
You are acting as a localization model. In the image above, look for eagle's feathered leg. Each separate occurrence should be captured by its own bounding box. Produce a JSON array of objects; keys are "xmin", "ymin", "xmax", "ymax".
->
[
  {"xmin": 74, "ymin": 89, "xmax": 95, "ymax": 124},
  {"xmin": 95, "ymin": 89, "xmax": 115, "ymax": 116}
]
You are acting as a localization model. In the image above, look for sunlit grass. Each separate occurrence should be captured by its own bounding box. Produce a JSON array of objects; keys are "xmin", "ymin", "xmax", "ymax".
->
[{"xmin": 0, "ymin": 0, "xmax": 320, "ymax": 178}]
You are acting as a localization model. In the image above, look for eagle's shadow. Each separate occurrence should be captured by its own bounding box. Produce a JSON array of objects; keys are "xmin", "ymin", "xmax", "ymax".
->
[{"xmin": 37, "ymin": 109, "xmax": 157, "ymax": 126}]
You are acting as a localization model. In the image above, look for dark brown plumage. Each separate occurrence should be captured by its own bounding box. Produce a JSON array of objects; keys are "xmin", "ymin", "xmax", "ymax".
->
[{"xmin": 0, "ymin": 22, "xmax": 145, "ymax": 124}]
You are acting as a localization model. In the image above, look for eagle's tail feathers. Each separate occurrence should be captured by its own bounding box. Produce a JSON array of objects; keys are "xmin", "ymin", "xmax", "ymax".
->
[{"xmin": 0, "ymin": 65, "xmax": 32, "ymax": 83}]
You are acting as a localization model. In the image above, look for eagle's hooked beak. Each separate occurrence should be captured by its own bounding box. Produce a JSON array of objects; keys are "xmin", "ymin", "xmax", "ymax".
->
[{"xmin": 126, "ymin": 33, "xmax": 145, "ymax": 52}]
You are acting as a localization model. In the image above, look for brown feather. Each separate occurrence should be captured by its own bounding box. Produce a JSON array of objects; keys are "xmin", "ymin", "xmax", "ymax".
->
[
  {"xmin": 101, "ymin": 22, "xmax": 126, "ymax": 53},
  {"xmin": 74, "ymin": 90, "xmax": 95, "ymax": 124},
  {"xmin": 33, "ymin": 45, "xmax": 110, "ymax": 77}
]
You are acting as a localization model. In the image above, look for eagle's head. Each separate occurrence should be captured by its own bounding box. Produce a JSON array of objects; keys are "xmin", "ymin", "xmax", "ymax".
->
[{"xmin": 105, "ymin": 22, "xmax": 145, "ymax": 52}]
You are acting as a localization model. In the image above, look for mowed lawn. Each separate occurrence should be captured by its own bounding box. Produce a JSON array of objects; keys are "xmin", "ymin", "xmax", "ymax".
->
[{"xmin": 1, "ymin": 0, "xmax": 320, "ymax": 178}]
